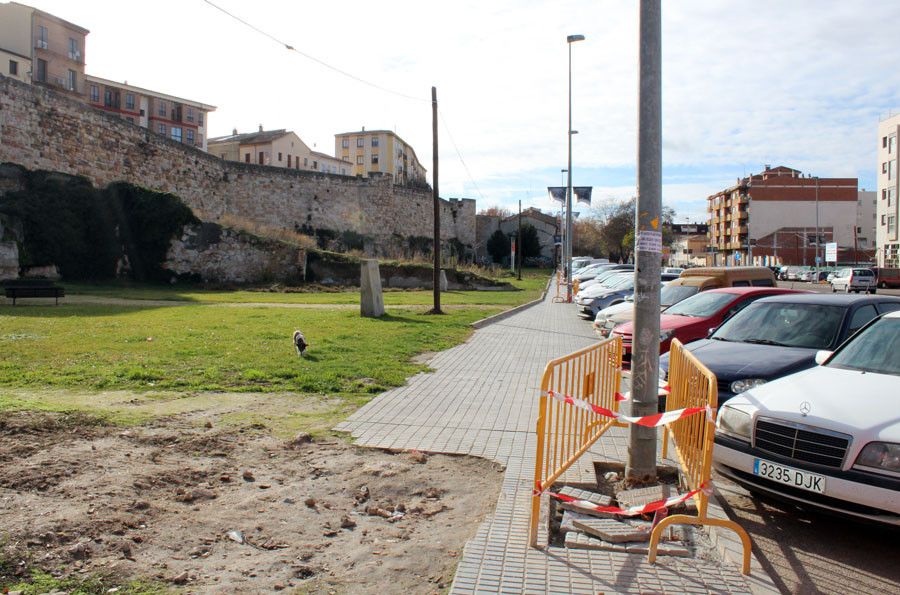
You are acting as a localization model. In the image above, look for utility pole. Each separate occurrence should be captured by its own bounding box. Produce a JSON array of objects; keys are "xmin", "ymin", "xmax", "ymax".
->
[
  {"xmin": 626, "ymin": 0, "xmax": 661, "ymax": 485},
  {"xmin": 517, "ymin": 199, "xmax": 523, "ymax": 280},
  {"xmin": 430, "ymin": 86, "xmax": 443, "ymax": 315},
  {"xmin": 566, "ymin": 34, "xmax": 585, "ymax": 302},
  {"xmin": 814, "ymin": 176, "xmax": 820, "ymax": 280}
]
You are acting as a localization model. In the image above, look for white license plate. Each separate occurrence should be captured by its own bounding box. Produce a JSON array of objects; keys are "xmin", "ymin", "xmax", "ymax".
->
[{"xmin": 753, "ymin": 458, "xmax": 826, "ymax": 494}]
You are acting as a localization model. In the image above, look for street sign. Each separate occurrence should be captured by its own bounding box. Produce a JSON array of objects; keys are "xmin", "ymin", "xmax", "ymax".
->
[{"xmin": 825, "ymin": 242, "xmax": 838, "ymax": 263}]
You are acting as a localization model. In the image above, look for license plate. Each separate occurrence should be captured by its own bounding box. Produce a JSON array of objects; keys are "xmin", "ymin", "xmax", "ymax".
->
[{"xmin": 753, "ymin": 458, "xmax": 826, "ymax": 494}]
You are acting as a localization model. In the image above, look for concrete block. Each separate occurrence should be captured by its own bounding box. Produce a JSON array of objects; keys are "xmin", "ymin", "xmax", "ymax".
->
[
  {"xmin": 559, "ymin": 510, "xmax": 595, "ymax": 534},
  {"xmin": 360, "ymin": 259, "xmax": 385, "ymax": 318},
  {"xmin": 563, "ymin": 532, "xmax": 626, "ymax": 552},
  {"xmin": 571, "ymin": 517, "xmax": 650, "ymax": 543},
  {"xmin": 557, "ymin": 486, "xmax": 616, "ymax": 517},
  {"xmin": 439, "ymin": 269, "xmax": 448, "ymax": 291},
  {"xmin": 615, "ymin": 483, "xmax": 674, "ymax": 509}
]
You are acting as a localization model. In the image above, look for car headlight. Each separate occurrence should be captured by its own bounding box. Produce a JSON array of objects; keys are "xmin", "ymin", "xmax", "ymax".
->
[
  {"xmin": 716, "ymin": 406, "xmax": 752, "ymax": 441},
  {"xmin": 854, "ymin": 442, "xmax": 900, "ymax": 474},
  {"xmin": 660, "ymin": 330, "xmax": 675, "ymax": 341},
  {"xmin": 729, "ymin": 378, "xmax": 767, "ymax": 394}
]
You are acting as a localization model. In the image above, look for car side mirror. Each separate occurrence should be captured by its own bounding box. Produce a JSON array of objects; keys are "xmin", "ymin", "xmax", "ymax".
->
[
  {"xmin": 707, "ymin": 327, "xmax": 717, "ymax": 338},
  {"xmin": 815, "ymin": 350, "xmax": 833, "ymax": 365}
]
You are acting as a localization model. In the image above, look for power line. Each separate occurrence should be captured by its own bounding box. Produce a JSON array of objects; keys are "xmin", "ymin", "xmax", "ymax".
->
[
  {"xmin": 439, "ymin": 109, "xmax": 485, "ymax": 203},
  {"xmin": 201, "ymin": 0, "xmax": 427, "ymax": 103}
]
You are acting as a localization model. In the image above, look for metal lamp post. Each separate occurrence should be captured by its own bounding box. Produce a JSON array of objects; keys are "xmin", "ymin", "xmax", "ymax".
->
[
  {"xmin": 566, "ymin": 34, "xmax": 585, "ymax": 302},
  {"xmin": 560, "ymin": 168, "xmax": 568, "ymax": 271},
  {"xmin": 814, "ymin": 176, "xmax": 820, "ymax": 278}
]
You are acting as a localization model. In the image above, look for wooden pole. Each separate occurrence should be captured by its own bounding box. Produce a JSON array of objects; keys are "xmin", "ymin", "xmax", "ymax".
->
[{"xmin": 430, "ymin": 86, "xmax": 443, "ymax": 314}]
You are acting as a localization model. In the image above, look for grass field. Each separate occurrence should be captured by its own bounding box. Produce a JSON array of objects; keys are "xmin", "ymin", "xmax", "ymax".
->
[
  {"xmin": 0, "ymin": 269, "xmax": 551, "ymax": 431},
  {"xmin": 61, "ymin": 268, "xmax": 549, "ymax": 306}
]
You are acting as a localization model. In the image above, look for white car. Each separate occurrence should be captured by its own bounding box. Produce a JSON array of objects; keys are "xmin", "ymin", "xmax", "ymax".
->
[
  {"xmin": 830, "ymin": 267, "xmax": 876, "ymax": 294},
  {"xmin": 713, "ymin": 310, "xmax": 900, "ymax": 525}
]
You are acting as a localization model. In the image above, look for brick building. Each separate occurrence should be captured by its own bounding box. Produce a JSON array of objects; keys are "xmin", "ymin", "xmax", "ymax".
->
[{"xmin": 706, "ymin": 166, "xmax": 859, "ymax": 266}]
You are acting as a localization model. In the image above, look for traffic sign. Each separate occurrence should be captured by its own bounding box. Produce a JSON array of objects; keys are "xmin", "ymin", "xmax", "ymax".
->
[{"xmin": 825, "ymin": 242, "xmax": 838, "ymax": 263}]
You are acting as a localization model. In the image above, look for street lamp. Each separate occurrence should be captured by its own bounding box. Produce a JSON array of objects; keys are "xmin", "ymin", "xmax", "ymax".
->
[
  {"xmin": 560, "ymin": 168, "xmax": 568, "ymax": 272},
  {"xmin": 565, "ymin": 33, "xmax": 585, "ymax": 302},
  {"xmin": 814, "ymin": 175, "xmax": 820, "ymax": 278}
]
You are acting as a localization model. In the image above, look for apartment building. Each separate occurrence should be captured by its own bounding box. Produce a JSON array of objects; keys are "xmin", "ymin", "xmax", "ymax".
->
[
  {"xmin": 0, "ymin": 1, "xmax": 88, "ymax": 94},
  {"xmin": 334, "ymin": 128, "xmax": 426, "ymax": 184},
  {"xmin": 669, "ymin": 224, "xmax": 709, "ymax": 267},
  {"xmin": 706, "ymin": 165, "xmax": 859, "ymax": 266},
  {"xmin": 209, "ymin": 128, "xmax": 350, "ymax": 175},
  {"xmin": 877, "ymin": 113, "xmax": 900, "ymax": 267},
  {"xmin": 85, "ymin": 76, "xmax": 215, "ymax": 151},
  {"xmin": 856, "ymin": 190, "xmax": 877, "ymax": 251}
]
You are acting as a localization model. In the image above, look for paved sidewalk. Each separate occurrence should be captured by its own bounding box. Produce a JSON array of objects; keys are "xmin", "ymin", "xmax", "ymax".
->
[{"xmin": 336, "ymin": 289, "xmax": 777, "ymax": 594}]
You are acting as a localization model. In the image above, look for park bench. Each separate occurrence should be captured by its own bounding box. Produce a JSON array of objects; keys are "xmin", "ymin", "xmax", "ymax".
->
[{"xmin": 2, "ymin": 280, "xmax": 65, "ymax": 305}]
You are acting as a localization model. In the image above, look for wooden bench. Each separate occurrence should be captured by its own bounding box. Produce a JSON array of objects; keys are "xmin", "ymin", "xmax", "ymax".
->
[{"xmin": 3, "ymin": 282, "xmax": 65, "ymax": 305}]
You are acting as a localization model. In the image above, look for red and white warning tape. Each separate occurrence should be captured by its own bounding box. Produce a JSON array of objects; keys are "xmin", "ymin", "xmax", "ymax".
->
[
  {"xmin": 543, "ymin": 481, "xmax": 712, "ymax": 516},
  {"xmin": 545, "ymin": 389, "xmax": 712, "ymax": 428}
]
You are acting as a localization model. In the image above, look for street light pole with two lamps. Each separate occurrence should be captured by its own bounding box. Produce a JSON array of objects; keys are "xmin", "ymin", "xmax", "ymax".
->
[{"xmin": 565, "ymin": 33, "xmax": 585, "ymax": 302}]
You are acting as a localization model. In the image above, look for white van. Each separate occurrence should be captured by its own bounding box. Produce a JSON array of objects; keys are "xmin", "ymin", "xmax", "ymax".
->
[{"xmin": 830, "ymin": 268, "xmax": 876, "ymax": 293}]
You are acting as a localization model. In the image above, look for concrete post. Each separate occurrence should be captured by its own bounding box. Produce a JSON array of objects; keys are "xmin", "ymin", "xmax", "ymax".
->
[
  {"xmin": 360, "ymin": 259, "xmax": 385, "ymax": 318},
  {"xmin": 626, "ymin": 0, "xmax": 662, "ymax": 485},
  {"xmin": 439, "ymin": 269, "xmax": 448, "ymax": 292}
]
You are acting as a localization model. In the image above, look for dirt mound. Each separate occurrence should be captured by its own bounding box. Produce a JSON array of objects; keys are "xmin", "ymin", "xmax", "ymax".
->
[{"xmin": 0, "ymin": 411, "xmax": 503, "ymax": 593}]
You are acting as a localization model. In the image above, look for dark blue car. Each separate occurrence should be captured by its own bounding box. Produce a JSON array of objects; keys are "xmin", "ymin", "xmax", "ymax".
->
[{"xmin": 660, "ymin": 294, "xmax": 900, "ymax": 406}]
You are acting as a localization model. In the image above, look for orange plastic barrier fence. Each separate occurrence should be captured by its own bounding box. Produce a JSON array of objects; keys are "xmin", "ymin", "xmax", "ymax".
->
[
  {"xmin": 529, "ymin": 336, "xmax": 623, "ymax": 547},
  {"xmin": 653, "ymin": 339, "xmax": 752, "ymax": 574}
]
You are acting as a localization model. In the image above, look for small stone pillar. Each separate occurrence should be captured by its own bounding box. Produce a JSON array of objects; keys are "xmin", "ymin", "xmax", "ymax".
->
[
  {"xmin": 360, "ymin": 259, "xmax": 385, "ymax": 318},
  {"xmin": 439, "ymin": 269, "xmax": 448, "ymax": 292}
]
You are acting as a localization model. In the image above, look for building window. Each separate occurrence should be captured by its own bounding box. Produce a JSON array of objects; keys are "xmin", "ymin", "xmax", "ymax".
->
[
  {"xmin": 35, "ymin": 58, "xmax": 47, "ymax": 82},
  {"xmin": 90, "ymin": 84, "xmax": 99, "ymax": 102},
  {"xmin": 186, "ymin": 129, "xmax": 195, "ymax": 145},
  {"xmin": 371, "ymin": 154, "xmax": 379, "ymax": 165},
  {"xmin": 890, "ymin": 216, "xmax": 897, "ymax": 236},
  {"xmin": 890, "ymin": 160, "xmax": 896, "ymax": 181},
  {"xmin": 8, "ymin": 60, "xmax": 17, "ymax": 76},
  {"xmin": 170, "ymin": 127, "xmax": 182, "ymax": 142},
  {"xmin": 342, "ymin": 138, "xmax": 350, "ymax": 148},
  {"xmin": 357, "ymin": 138, "xmax": 364, "ymax": 147},
  {"xmin": 37, "ymin": 25, "xmax": 48, "ymax": 49},
  {"xmin": 371, "ymin": 137, "xmax": 379, "ymax": 147},
  {"xmin": 313, "ymin": 161, "xmax": 318, "ymax": 170},
  {"xmin": 68, "ymin": 38, "xmax": 79, "ymax": 60},
  {"xmin": 287, "ymin": 154, "xmax": 292, "ymax": 168},
  {"xmin": 198, "ymin": 112, "xmax": 203, "ymax": 125},
  {"xmin": 125, "ymin": 93, "xmax": 135, "ymax": 110},
  {"xmin": 158, "ymin": 123, "xmax": 166, "ymax": 135},
  {"xmin": 278, "ymin": 152, "xmax": 282, "ymax": 162},
  {"xmin": 356, "ymin": 155, "xmax": 364, "ymax": 165},
  {"xmin": 198, "ymin": 134, "xmax": 202, "ymax": 146},
  {"xmin": 304, "ymin": 158, "xmax": 308, "ymax": 166},
  {"xmin": 245, "ymin": 153, "xmax": 251, "ymax": 163},
  {"xmin": 259, "ymin": 153, "xmax": 265, "ymax": 165},
  {"xmin": 103, "ymin": 89, "xmax": 120, "ymax": 108},
  {"xmin": 186, "ymin": 107, "xmax": 194, "ymax": 122},
  {"xmin": 890, "ymin": 135, "xmax": 897, "ymax": 155},
  {"xmin": 158, "ymin": 101, "xmax": 167, "ymax": 117}
]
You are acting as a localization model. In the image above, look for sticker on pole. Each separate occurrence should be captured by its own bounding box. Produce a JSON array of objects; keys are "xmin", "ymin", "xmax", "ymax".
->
[{"xmin": 636, "ymin": 231, "xmax": 662, "ymax": 254}]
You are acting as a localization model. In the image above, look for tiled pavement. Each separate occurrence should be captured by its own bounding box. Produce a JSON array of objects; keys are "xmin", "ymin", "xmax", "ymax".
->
[{"xmin": 335, "ymin": 288, "xmax": 777, "ymax": 594}]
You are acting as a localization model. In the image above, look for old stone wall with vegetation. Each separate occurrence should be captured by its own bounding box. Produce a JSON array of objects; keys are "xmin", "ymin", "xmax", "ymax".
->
[{"xmin": 0, "ymin": 76, "xmax": 475, "ymax": 256}]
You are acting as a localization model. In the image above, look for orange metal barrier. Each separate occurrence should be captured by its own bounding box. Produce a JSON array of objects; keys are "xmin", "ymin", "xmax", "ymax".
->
[
  {"xmin": 529, "ymin": 336, "xmax": 623, "ymax": 547},
  {"xmin": 651, "ymin": 339, "xmax": 752, "ymax": 574}
]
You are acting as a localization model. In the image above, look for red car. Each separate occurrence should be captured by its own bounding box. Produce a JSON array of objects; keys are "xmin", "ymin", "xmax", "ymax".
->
[{"xmin": 613, "ymin": 287, "xmax": 805, "ymax": 364}]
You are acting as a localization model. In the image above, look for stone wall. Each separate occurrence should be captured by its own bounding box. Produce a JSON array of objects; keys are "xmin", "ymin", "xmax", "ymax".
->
[
  {"xmin": 0, "ymin": 76, "xmax": 475, "ymax": 255},
  {"xmin": 165, "ymin": 223, "xmax": 306, "ymax": 284}
]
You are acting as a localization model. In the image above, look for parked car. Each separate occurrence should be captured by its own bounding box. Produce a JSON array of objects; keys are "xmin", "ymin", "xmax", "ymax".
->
[
  {"xmin": 576, "ymin": 265, "xmax": 634, "ymax": 291},
  {"xmin": 662, "ymin": 267, "xmax": 684, "ymax": 276},
  {"xmin": 660, "ymin": 294, "xmax": 900, "ymax": 406},
  {"xmin": 874, "ymin": 267, "xmax": 900, "ymax": 289},
  {"xmin": 713, "ymin": 310, "xmax": 900, "ymax": 525},
  {"xmin": 593, "ymin": 277, "xmax": 694, "ymax": 336},
  {"xmin": 578, "ymin": 273, "xmax": 679, "ymax": 320},
  {"xmin": 830, "ymin": 267, "xmax": 877, "ymax": 293},
  {"xmin": 612, "ymin": 287, "xmax": 801, "ymax": 364},
  {"xmin": 575, "ymin": 271, "xmax": 632, "ymax": 300}
]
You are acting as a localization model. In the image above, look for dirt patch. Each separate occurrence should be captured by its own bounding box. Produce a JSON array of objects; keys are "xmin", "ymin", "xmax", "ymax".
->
[{"xmin": 0, "ymin": 411, "xmax": 503, "ymax": 593}]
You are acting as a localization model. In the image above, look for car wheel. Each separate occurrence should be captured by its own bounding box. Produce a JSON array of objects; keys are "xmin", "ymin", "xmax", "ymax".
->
[
  {"xmin": 844, "ymin": 284, "xmax": 851, "ymax": 293},
  {"xmin": 831, "ymin": 285, "xmax": 837, "ymax": 293},
  {"xmin": 870, "ymin": 287, "xmax": 877, "ymax": 294}
]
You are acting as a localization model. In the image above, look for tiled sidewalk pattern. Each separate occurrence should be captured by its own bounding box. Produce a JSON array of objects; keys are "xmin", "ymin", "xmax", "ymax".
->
[{"xmin": 336, "ymin": 289, "xmax": 772, "ymax": 594}]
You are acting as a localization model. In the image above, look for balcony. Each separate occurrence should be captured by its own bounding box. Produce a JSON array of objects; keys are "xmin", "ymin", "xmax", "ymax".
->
[
  {"xmin": 738, "ymin": 225, "xmax": 748, "ymax": 234},
  {"xmin": 739, "ymin": 195, "xmax": 749, "ymax": 203},
  {"xmin": 738, "ymin": 210, "xmax": 748, "ymax": 219}
]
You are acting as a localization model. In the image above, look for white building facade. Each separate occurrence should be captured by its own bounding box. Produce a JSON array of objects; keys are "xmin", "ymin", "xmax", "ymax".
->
[{"xmin": 877, "ymin": 114, "xmax": 900, "ymax": 267}]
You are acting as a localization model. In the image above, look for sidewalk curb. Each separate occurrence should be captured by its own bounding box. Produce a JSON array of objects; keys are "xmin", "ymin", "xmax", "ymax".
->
[{"xmin": 470, "ymin": 277, "xmax": 551, "ymax": 329}]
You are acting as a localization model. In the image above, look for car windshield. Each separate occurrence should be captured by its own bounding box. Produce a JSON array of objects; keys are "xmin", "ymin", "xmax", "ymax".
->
[
  {"xmin": 827, "ymin": 318, "xmax": 900, "ymax": 375},
  {"xmin": 660, "ymin": 284, "xmax": 700, "ymax": 307},
  {"xmin": 712, "ymin": 303, "xmax": 844, "ymax": 349},
  {"xmin": 664, "ymin": 291, "xmax": 737, "ymax": 318},
  {"xmin": 604, "ymin": 275, "xmax": 633, "ymax": 289},
  {"xmin": 596, "ymin": 270, "xmax": 629, "ymax": 284}
]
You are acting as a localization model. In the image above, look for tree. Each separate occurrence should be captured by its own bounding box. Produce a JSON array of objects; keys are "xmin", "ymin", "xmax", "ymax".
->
[
  {"xmin": 478, "ymin": 205, "xmax": 512, "ymax": 218},
  {"xmin": 595, "ymin": 197, "xmax": 676, "ymax": 263},
  {"xmin": 572, "ymin": 217, "xmax": 606, "ymax": 257},
  {"xmin": 520, "ymin": 223, "xmax": 541, "ymax": 259},
  {"xmin": 486, "ymin": 229, "xmax": 510, "ymax": 263}
]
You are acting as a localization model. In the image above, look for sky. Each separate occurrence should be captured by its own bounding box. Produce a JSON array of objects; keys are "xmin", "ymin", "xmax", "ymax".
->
[{"xmin": 21, "ymin": 0, "xmax": 900, "ymax": 222}]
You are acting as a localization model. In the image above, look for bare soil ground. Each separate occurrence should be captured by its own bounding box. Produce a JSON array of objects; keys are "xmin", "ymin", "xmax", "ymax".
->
[{"xmin": 0, "ymin": 411, "xmax": 504, "ymax": 594}]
